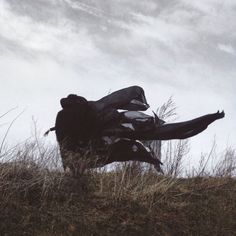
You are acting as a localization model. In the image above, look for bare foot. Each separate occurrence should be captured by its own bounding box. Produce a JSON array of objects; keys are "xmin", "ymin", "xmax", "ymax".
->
[{"xmin": 216, "ymin": 110, "xmax": 225, "ymax": 119}]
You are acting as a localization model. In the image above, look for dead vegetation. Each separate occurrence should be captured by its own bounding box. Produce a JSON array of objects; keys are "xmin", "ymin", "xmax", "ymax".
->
[
  {"xmin": 0, "ymin": 103, "xmax": 235, "ymax": 235},
  {"xmin": 0, "ymin": 138, "xmax": 235, "ymax": 236}
]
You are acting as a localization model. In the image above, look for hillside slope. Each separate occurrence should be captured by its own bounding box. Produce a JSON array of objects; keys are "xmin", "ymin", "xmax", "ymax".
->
[{"xmin": 0, "ymin": 161, "xmax": 236, "ymax": 236}]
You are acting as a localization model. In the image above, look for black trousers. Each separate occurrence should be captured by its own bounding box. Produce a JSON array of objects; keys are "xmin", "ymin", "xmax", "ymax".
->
[{"xmin": 88, "ymin": 86, "xmax": 224, "ymax": 140}]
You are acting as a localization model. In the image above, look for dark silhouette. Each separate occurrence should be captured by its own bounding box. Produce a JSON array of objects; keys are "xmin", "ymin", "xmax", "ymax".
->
[{"xmin": 45, "ymin": 86, "xmax": 225, "ymax": 175}]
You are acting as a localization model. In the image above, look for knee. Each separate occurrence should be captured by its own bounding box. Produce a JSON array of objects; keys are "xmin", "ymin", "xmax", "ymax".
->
[{"xmin": 130, "ymin": 85, "xmax": 144, "ymax": 94}]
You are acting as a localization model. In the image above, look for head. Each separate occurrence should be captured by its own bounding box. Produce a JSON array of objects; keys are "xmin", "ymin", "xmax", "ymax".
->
[{"xmin": 60, "ymin": 94, "xmax": 88, "ymax": 109}]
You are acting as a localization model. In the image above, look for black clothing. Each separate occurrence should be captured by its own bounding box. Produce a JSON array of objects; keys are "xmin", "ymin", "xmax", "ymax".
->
[
  {"xmin": 55, "ymin": 101, "xmax": 99, "ymax": 152},
  {"xmin": 52, "ymin": 85, "xmax": 224, "ymax": 174}
]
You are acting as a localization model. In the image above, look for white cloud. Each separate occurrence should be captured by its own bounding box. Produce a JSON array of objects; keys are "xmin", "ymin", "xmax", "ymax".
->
[
  {"xmin": 63, "ymin": 0, "xmax": 106, "ymax": 18},
  {"xmin": 130, "ymin": 12, "xmax": 197, "ymax": 47},
  {"xmin": 218, "ymin": 44, "xmax": 235, "ymax": 55},
  {"xmin": 181, "ymin": 0, "xmax": 236, "ymax": 37}
]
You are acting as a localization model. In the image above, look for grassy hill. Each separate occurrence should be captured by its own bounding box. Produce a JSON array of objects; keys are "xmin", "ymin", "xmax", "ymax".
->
[{"xmin": 0, "ymin": 151, "xmax": 236, "ymax": 236}]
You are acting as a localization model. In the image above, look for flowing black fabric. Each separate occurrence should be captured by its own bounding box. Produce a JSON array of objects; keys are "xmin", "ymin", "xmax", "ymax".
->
[{"xmin": 89, "ymin": 85, "xmax": 149, "ymax": 112}]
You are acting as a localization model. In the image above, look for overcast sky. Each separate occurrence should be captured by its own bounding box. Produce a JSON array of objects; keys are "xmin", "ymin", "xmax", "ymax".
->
[{"xmin": 0, "ymin": 0, "xmax": 236, "ymax": 162}]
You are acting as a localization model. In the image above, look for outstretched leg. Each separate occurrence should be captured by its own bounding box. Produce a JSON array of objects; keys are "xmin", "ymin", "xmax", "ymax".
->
[
  {"xmin": 152, "ymin": 111, "xmax": 225, "ymax": 140},
  {"xmin": 102, "ymin": 111, "xmax": 225, "ymax": 140},
  {"xmin": 171, "ymin": 125, "xmax": 208, "ymax": 139}
]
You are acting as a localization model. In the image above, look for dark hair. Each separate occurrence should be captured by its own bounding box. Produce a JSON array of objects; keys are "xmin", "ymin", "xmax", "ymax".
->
[{"xmin": 60, "ymin": 94, "xmax": 88, "ymax": 109}]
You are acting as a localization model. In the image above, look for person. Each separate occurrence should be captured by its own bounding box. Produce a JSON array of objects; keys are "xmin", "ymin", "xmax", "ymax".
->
[
  {"xmin": 52, "ymin": 87, "xmax": 163, "ymax": 174},
  {"xmin": 45, "ymin": 86, "xmax": 225, "ymax": 175}
]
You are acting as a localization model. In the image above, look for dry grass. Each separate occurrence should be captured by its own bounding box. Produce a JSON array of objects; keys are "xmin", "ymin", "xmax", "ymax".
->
[
  {"xmin": 0, "ymin": 139, "xmax": 236, "ymax": 236},
  {"xmin": 0, "ymin": 103, "xmax": 235, "ymax": 235}
]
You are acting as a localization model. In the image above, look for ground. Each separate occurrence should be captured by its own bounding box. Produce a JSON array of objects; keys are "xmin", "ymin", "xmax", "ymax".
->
[{"xmin": 0, "ymin": 160, "xmax": 236, "ymax": 236}]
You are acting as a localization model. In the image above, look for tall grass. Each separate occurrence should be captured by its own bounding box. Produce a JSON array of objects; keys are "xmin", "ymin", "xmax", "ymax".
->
[
  {"xmin": 0, "ymin": 134, "xmax": 235, "ymax": 235},
  {"xmin": 0, "ymin": 105, "xmax": 236, "ymax": 235}
]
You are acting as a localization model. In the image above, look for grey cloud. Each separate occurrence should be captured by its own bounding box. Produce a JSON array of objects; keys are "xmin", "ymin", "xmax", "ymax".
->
[
  {"xmin": 5, "ymin": 0, "xmax": 183, "ymax": 45},
  {"xmin": 2, "ymin": 0, "xmax": 236, "ymax": 90},
  {"xmin": 0, "ymin": 35, "xmax": 37, "ymax": 60},
  {"xmin": 6, "ymin": 0, "xmax": 63, "ymax": 24}
]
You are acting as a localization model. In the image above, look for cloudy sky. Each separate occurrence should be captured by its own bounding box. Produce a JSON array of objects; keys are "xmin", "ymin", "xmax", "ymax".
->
[{"xmin": 0, "ymin": 0, "xmax": 235, "ymax": 162}]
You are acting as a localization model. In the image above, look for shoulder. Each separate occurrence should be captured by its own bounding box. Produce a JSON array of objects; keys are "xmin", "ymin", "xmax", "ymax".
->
[
  {"xmin": 56, "ymin": 109, "xmax": 68, "ymax": 120},
  {"xmin": 56, "ymin": 109, "xmax": 74, "ymax": 125}
]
